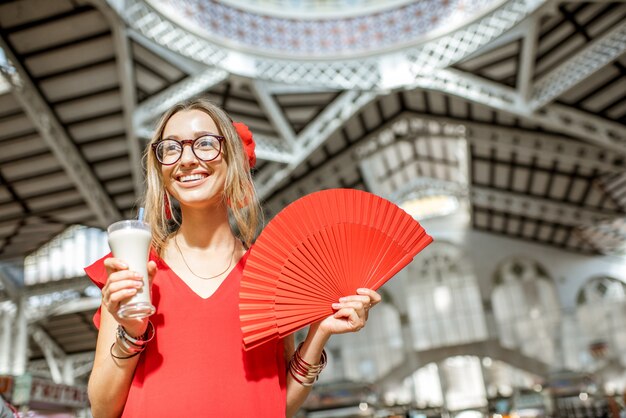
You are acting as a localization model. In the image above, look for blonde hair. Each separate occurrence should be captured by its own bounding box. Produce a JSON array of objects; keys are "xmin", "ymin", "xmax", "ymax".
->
[{"xmin": 143, "ymin": 98, "xmax": 262, "ymax": 255}]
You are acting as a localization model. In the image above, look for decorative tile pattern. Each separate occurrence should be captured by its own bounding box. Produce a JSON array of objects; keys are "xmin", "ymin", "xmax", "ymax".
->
[
  {"xmin": 148, "ymin": 0, "xmax": 499, "ymax": 57},
  {"xmin": 216, "ymin": 0, "xmax": 414, "ymax": 16}
]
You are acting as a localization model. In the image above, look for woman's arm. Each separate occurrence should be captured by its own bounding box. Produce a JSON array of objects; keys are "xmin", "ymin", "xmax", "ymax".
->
[
  {"xmin": 284, "ymin": 324, "xmax": 330, "ymax": 418},
  {"xmin": 284, "ymin": 288, "xmax": 381, "ymax": 417},
  {"xmin": 88, "ymin": 306, "xmax": 145, "ymax": 418},
  {"xmin": 87, "ymin": 259, "xmax": 156, "ymax": 418}
]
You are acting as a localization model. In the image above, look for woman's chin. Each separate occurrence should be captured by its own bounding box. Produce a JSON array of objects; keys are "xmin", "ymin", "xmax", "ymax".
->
[{"xmin": 177, "ymin": 192, "xmax": 225, "ymax": 209}]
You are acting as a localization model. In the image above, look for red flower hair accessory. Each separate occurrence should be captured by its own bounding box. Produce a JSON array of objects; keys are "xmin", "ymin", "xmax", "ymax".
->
[{"xmin": 233, "ymin": 122, "xmax": 256, "ymax": 169}]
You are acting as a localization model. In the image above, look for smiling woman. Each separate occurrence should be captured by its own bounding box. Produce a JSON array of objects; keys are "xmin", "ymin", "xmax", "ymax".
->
[{"xmin": 84, "ymin": 98, "xmax": 381, "ymax": 417}]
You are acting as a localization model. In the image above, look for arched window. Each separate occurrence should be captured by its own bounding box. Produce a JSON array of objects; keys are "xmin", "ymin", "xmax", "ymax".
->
[
  {"xmin": 491, "ymin": 257, "xmax": 560, "ymax": 364},
  {"xmin": 576, "ymin": 275, "xmax": 626, "ymax": 370},
  {"xmin": 406, "ymin": 242, "xmax": 487, "ymax": 350}
]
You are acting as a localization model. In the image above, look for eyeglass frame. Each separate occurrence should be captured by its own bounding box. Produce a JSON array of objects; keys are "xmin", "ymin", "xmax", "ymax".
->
[{"xmin": 151, "ymin": 134, "xmax": 225, "ymax": 166}]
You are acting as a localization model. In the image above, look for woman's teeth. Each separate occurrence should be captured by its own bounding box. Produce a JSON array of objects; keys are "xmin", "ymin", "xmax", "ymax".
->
[{"xmin": 179, "ymin": 174, "xmax": 206, "ymax": 182}]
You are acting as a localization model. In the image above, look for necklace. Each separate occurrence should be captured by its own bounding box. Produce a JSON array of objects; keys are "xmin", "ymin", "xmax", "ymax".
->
[{"xmin": 173, "ymin": 233, "xmax": 235, "ymax": 280}]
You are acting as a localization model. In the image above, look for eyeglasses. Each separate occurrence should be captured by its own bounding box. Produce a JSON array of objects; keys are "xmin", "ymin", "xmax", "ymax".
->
[{"xmin": 152, "ymin": 134, "xmax": 224, "ymax": 165}]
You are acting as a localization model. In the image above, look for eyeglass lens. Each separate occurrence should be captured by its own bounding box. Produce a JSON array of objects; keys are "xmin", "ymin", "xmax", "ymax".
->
[{"xmin": 155, "ymin": 136, "xmax": 221, "ymax": 165}]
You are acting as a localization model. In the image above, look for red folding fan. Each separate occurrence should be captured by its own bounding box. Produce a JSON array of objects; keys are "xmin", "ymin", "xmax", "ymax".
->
[{"xmin": 239, "ymin": 188, "xmax": 433, "ymax": 349}]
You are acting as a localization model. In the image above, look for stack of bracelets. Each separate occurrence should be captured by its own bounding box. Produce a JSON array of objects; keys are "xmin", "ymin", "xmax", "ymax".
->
[
  {"xmin": 289, "ymin": 342, "xmax": 327, "ymax": 386},
  {"xmin": 110, "ymin": 321, "xmax": 155, "ymax": 360}
]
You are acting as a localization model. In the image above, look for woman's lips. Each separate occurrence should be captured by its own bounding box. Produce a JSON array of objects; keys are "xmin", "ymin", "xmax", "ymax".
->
[{"xmin": 175, "ymin": 172, "xmax": 210, "ymax": 187}]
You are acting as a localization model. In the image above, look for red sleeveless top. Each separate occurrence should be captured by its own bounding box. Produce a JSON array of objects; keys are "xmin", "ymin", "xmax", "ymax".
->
[{"xmin": 85, "ymin": 250, "xmax": 287, "ymax": 417}]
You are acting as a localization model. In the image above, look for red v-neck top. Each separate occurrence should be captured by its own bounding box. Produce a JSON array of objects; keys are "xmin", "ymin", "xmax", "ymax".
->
[{"xmin": 85, "ymin": 250, "xmax": 287, "ymax": 417}]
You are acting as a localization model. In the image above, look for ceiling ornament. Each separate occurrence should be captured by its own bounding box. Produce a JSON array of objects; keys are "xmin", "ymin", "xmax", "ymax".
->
[{"xmin": 147, "ymin": 0, "xmax": 502, "ymax": 58}]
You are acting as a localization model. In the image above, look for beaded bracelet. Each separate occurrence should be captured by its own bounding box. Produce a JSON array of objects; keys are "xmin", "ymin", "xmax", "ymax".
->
[{"xmin": 288, "ymin": 343, "xmax": 327, "ymax": 387}]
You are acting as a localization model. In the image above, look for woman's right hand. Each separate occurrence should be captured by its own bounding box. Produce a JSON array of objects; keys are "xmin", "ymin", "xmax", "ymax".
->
[{"xmin": 102, "ymin": 257, "xmax": 157, "ymax": 337}]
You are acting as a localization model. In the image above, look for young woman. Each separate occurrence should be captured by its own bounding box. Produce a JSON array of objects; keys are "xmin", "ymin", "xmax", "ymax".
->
[{"xmin": 85, "ymin": 98, "xmax": 381, "ymax": 417}]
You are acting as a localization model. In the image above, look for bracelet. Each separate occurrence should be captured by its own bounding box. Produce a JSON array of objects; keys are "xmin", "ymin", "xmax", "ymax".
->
[
  {"xmin": 288, "ymin": 343, "xmax": 327, "ymax": 387},
  {"xmin": 114, "ymin": 321, "xmax": 156, "ymax": 357},
  {"xmin": 117, "ymin": 321, "xmax": 155, "ymax": 346},
  {"xmin": 117, "ymin": 334, "xmax": 143, "ymax": 355},
  {"xmin": 110, "ymin": 342, "xmax": 141, "ymax": 360}
]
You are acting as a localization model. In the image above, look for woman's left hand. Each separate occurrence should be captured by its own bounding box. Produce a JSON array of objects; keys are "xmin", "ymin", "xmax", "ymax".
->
[{"xmin": 318, "ymin": 288, "xmax": 382, "ymax": 336}]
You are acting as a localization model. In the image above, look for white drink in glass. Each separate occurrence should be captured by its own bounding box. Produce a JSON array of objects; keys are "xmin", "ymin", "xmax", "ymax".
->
[{"xmin": 107, "ymin": 220, "xmax": 156, "ymax": 318}]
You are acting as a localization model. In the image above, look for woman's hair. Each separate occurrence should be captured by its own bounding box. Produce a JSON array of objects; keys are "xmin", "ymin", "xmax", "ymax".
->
[{"xmin": 143, "ymin": 98, "xmax": 262, "ymax": 255}]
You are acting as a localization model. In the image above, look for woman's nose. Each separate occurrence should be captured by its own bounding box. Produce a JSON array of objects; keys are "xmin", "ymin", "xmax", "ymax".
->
[{"xmin": 179, "ymin": 144, "xmax": 197, "ymax": 165}]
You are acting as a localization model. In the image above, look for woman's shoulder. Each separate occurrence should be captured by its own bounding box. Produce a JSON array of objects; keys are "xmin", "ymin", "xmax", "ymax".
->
[{"xmin": 84, "ymin": 252, "xmax": 112, "ymax": 289}]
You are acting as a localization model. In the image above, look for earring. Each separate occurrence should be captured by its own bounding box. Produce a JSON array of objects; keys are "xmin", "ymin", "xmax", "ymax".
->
[{"xmin": 164, "ymin": 192, "xmax": 172, "ymax": 220}]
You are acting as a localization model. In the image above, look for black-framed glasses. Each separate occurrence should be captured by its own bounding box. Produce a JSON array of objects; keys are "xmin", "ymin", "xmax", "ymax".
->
[{"xmin": 152, "ymin": 134, "xmax": 224, "ymax": 165}]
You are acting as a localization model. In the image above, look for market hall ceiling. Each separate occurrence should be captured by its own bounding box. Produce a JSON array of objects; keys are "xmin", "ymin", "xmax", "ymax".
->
[{"xmin": 0, "ymin": 0, "xmax": 625, "ymax": 263}]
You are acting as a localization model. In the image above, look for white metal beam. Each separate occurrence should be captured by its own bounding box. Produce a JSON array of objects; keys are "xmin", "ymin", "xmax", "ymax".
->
[
  {"xmin": 30, "ymin": 326, "xmax": 65, "ymax": 360},
  {"xmin": 71, "ymin": 359, "xmax": 95, "ymax": 379},
  {"xmin": 30, "ymin": 325, "xmax": 66, "ymax": 384},
  {"xmin": 98, "ymin": 1, "xmax": 144, "ymax": 195},
  {"xmin": 0, "ymin": 266, "xmax": 19, "ymax": 301},
  {"xmin": 408, "ymin": 67, "xmax": 523, "ymax": 114},
  {"xmin": 0, "ymin": 278, "xmax": 16, "ymax": 373},
  {"xmin": 471, "ymin": 186, "xmax": 617, "ymax": 226},
  {"xmin": 48, "ymin": 297, "xmax": 101, "ymax": 317},
  {"xmin": 27, "ymin": 296, "xmax": 100, "ymax": 324},
  {"xmin": 12, "ymin": 296, "xmax": 28, "ymax": 376},
  {"xmin": 597, "ymin": 172, "xmax": 626, "ymax": 209},
  {"xmin": 248, "ymin": 134, "xmax": 293, "ymax": 163},
  {"xmin": 133, "ymin": 66, "xmax": 229, "ymax": 130},
  {"xmin": 517, "ymin": 16, "xmax": 539, "ymax": 102},
  {"xmin": 577, "ymin": 217, "xmax": 626, "ymax": 256},
  {"xmin": 457, "ymin": 21, "xmax": 527, "ymax": 64},
  {"xmin": 252, "ymin": 81, "xmax": 338, "ymax": 95},
  {"xmin": 465, "ymin": 122, "xmax": 624, "ymax": 173},
  {"xmin": 0, "ymin": 309, "xmax": 12, "ymax": 374},
  {"xmin": 405, "ymin": 68, "xmax": 626, "ymax": 153},
  {"xmin": 88, "ymin": 0, "xmax": 144, "ymax": 196},
  {"xmin": 0, "ymin": 75, "xmax": 9, "ymax": 95},
  {"xmin": 29, "ymin": 351, "xmax": 94, "ymax": 381},
  {"xmin": 250, "ymin": 80, "xmax": 296, "ymax": 148},
  {"xmin": 531, "ymin": 20, "xmax": 626, "ymax": 110},
  {"xmin": 0, "ymin": 41, "xmax": 121, "ymax": 227},
  {"xmin": 24, "ymin": 276, "xmax": 94, "ymax": 298},
  {"xmin": 252, "ymin": 161, "xmax": 284, "ymax": 190},
  {"xmin": 535, "ymin": 103, "xmax": 626, "ymax": 153},
  {"xmin": 257, "ymin": 90, "xmax": 377, "ymax": 199},
  {"xmin": 127, "ymin": 28, "xmax": 206, "ymax": 76}
]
